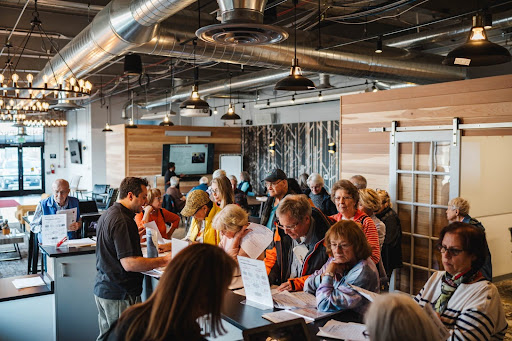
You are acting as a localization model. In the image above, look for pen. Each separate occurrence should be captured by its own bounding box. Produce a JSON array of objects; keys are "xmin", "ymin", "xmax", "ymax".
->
[{"xmin": 57, "ymin": 236, "xmax": 68, "ymax": 247}]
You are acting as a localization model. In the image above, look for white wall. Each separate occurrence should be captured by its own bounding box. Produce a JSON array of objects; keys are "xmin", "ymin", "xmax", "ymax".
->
[{"xmin": 461, "ymin": 136, "xmax": 512, "ymax": 278}]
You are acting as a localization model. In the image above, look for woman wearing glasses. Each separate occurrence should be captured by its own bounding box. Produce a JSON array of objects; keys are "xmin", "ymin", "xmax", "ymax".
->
[
  {"xmin": 414, "ymin": 222, "xmax": 507, "ymax": 340},
  {"xmin": 135, "ymin": 188, "xmax": 180, "ymax": 239},
  {"xmin": 329, "ymin": 180, "xmax": 381, "ymax": 265},
  {"xmin": 304, "ymin": 220, "xmax": 379, "ymax": 313}
]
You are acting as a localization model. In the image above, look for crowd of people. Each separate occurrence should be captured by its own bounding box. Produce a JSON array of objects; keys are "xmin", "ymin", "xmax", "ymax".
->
[{"xmin": 32, "ymin": 166, "xmax": 508, "ymax": 340}]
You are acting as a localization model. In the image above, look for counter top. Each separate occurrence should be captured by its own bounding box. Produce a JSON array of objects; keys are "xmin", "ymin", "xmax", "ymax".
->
[
  {"xmin": 39, "ymin": 245, "xmax": 96, "ymax": 257},
  {"xmin": 0, "ymin": 274, "xmax": 53, "ymax": 302}
]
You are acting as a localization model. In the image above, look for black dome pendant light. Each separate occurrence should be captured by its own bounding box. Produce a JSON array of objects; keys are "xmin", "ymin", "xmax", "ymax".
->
[
  {"xmin": 221, "ymin": 72, "xmax": 241, "ymax": 120},
  {"xmin": 274, "ymin": 0, "xmax": 316, "ymax": 91}
]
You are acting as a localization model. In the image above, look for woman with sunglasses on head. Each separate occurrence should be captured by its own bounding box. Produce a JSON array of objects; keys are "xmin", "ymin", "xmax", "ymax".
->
[
  {"xmin": 304, "ymin": 220, "xmax": 379, "ymax": 313},
  {"xmin": 329, "ymin": 180, "xmax": 381, "ymax": 265},
  {"xmin": 414, "ymin": 222, "xmax": 507, "ymax": 340},
  {"xmin": 104, "ymin": 244, "xmax": 237, "ymax": 341},
  {"xmin": 135, "ymin": 188, "xmax": 180, "ymax": 240},
  {"xmin": 210, "ymin": 176, "xmax": 234, "ymax": 209}
]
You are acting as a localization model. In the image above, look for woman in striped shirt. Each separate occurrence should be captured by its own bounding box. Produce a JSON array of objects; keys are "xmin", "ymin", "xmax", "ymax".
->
[
  {"xmin": 415, "ymin": 222, "xmax": 508, "ymax": 341},
  {"xmin": 329, "ymin": 180, "xmax": 381, "ymax": 264}
]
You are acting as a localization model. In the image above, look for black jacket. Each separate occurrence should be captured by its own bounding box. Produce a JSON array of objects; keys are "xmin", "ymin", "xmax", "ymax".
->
[
  {"xmin": 376, "ymin": 207, "xmax": 402, "ymax": 275},
  {"xmin": 304, "ymin": 188, "xmax": 338, "ymax": 216},
  {"xmin": 267, "ymin": 207, "xmax": 332, "ymax": 289}
]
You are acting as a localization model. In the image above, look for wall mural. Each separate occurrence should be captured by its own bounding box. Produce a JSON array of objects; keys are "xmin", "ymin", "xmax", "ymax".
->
[{"xmin": 242, "ymin": 120, "xmax": 339, "ymax": 194}]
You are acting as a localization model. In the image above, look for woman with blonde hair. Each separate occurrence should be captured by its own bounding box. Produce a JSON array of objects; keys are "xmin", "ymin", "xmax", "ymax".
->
[
  {"xmin": 135, "ymin": 188, "xmax": 180, "ymax": 239},
  {"xmin": 304, "ymin": 220, "xmax": 379, "ymax": 313},
  {"xmin": 212, "ymin": 204, "xmax": 272, "ymax": 260},
  {"xmin": 211, "ymin": 176, "xmax": 234, "ymax": 209},
  {"xmin": 105, "ymin": 244, "xmax": 237, "ymax": 341},
  {"xmin": 358, "ymin": 188, "xmax": 386, "ymax": 247},
  {"xmin": 364, "ymin": 293, "xmax": 438, "ymax": 341}
]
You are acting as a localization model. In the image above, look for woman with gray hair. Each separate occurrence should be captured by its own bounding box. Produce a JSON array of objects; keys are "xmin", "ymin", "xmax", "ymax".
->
[
  {"xmin": 165, "ymin": 176, "xmax": 186, "ymax": 212},
  {"xmin": 305, "ymin": 173, "xmax": 337, "ymax": 216},
  {"xmin": 364, "ymin": 293, "xmax": 438, "ymax": 341}
]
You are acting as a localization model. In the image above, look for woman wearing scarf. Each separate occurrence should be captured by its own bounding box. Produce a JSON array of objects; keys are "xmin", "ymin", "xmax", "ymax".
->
[{"xmin": 414, "ymin": 222, "xmax": 508, "ymax": 340}]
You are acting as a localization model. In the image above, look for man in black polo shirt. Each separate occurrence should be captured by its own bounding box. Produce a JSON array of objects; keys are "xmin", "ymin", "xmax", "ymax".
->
[{"xmin": 94, "ymin": 177, "xmax": 171, "ymax": 340}]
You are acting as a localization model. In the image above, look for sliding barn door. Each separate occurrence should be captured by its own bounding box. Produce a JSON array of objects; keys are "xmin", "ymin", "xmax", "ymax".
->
[{"xmin": 390, "ymin": 130, "xmax": 460, "ymax": 294}]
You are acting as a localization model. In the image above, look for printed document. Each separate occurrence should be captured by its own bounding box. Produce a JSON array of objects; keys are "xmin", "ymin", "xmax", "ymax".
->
[
  {"xmin": 240, "ymin": 223, "xmax": 273, "ymax": 259},
  {"xmin": 237, "ymin": 256, "xmax": 274, "ymax": 309},
  {"xmin": 41, "ymin": 214, "xmax": 67, "ymax": 246},
  {"xmin": 57, "ymin": 208, "xmax": 77, "ymax": 228},
  {"xmin": 317, "ymin": 320, "xmax": 367, "ymax": 340},
  {"xmin": 12, "ymin": 276, "xmax": 46, "ymax": 289},
  {"xmin": 348, "ymin": 284, "xmax": 380, "ymax": 302},
  {"xmin": 273, "ymin": 290, "xmax": 316, "ymax": 309},
  {"xmin": 172, "ymin": 238, "xmax": 189, "ymax": 258}
]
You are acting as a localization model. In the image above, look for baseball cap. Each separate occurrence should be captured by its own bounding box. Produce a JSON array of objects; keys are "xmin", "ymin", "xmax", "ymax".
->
[
  {"xmin": 181, "ymin": 190, "xmax": 211, "ymax": 217},
  {"xmin": 264, "ymin": 168, "xmax": 287, "ymax": 182}
]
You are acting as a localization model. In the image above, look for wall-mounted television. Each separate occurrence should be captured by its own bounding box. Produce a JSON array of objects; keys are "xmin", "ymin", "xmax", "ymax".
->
[
  {"xmin": 162, "ymin": 144, "xmax": 214, "ymax": 175},
  {"xmin": 68, "ymin": 140, "xmax": 82, "ymax": 164}
]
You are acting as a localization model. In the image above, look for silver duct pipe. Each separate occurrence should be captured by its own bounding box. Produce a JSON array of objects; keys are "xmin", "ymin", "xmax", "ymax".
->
[
  {"xmin": 29, "ymin": 0, "xmax": 196, "ymax": 93},
  {"xmin": 141, "ymin": 69, "xmax": 293, "ymax": 109},
  {"xmin": 385, "ymin": 10, "xmax": 512, "ymax": 48},
  {"xmin": 133, "ymin": 18, "xmax": 466, "ymax": 85}
]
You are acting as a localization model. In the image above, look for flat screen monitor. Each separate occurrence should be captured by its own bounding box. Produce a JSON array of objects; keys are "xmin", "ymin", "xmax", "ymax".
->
[
  {"xmin": 68, "ymin": 140, "xmax": 82, "ymax": 164},
  {"xmin": 162, "ymin": 144, "xmax": 214, "ymax": 176}
]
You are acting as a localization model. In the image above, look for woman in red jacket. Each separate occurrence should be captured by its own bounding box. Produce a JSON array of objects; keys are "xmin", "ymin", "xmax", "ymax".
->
[
  {"xmin": 135, "ymin": 188, "xmax": 180, "ymax": 240},
  {"xmin": 329, "ymin": 180, "xmax": 380, "ymax": 264}
]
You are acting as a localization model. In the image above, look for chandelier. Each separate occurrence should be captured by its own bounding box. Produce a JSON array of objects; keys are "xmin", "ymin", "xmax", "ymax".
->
[{"xmin": 0, "ymin": 0, "xmax": 92, "ymax": 119}]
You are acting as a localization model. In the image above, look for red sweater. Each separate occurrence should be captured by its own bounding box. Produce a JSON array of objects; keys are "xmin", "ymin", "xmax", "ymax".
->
[
  {"xmin": 329, "ymin": 210, "xmax": 381, "ymax": 264},
  {"xmin": 135, "ymin": 208, "xmax": 180, "ymax": 239}
]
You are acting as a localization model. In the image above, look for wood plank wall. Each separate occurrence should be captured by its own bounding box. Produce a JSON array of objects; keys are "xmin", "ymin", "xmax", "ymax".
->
[
  {"xmin": 105, "ymin": 125, "xmax": 241, "ymax": 191},
  {"xmin": 339, "ymin": 74, "xmax": 512, "ymax": 190}
]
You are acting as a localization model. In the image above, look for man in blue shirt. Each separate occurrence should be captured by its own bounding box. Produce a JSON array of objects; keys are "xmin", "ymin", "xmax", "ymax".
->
[{"xmin": 30, "ymin": 178, "xmax": 81, "ymax": 242}]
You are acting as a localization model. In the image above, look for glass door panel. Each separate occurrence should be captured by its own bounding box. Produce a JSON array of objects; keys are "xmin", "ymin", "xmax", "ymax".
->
[
  {"xmin": 0, "ymin": 147, "xmax": 20, "ymax": 192},
  {"xmin": 22, "ymin": 146, "xmax": 43, "ymax": 191}
]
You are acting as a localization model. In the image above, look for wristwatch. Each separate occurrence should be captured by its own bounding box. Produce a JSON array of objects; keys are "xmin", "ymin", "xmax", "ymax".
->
[{"xmin": 323, "ymin": 272, "xmax": 335, "ymax": 277}]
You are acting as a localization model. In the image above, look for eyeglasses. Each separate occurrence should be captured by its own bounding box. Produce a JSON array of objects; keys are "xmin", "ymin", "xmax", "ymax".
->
[
  {"xmin": 275, "ymin": 219, "xmax": 299, "ymax": 230},
  {"xmin": 436, "ymin": 244, "xmax": 464, "ymax": 256},
  {"xmin": 363, "ymin": 330, "xmax": 369, "ymax": 339},
  {"xmin": 211, "ymin": 188, "xmax": 219, "ymax": 194},
  {"xmin": 329, "ymin": 242, "xmax": 352, "ymax": 250},
  {"xmin": 264, "ymin": 179, "xmax": 283, "ymax": 188},
  {"xmin": 334, "ymin": 196, "xmax": 353, "ymax": 202}
]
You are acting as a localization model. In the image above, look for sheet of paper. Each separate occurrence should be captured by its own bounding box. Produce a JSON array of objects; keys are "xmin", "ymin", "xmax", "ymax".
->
[
  {"xmin": 172, "ymin": 238, "xmax": 189, "ymax": 258},
  {"xmin": 317, "ymin": 320, "xmax": 367, "ymax": 341},
  {"xmin": 272, "ymin": 290, "xmax": 316, "ymax": 309},
  {"xmin": 240, "ymin": 224, "xmax": 273, "ymax": 259},
  {"xmin": 237, "ymin": 256, "xmax": 274, "ymax": 309},
  {"xmin": 41, "ymin": 214, "xmax": 68, "ymax": 246},
  {"xmin": 12, "ymin": 276, "xmax": 46, "ymax": 289},
  {"xmin": 424, "ymin": 302, "xmax": 451, "ymax": 340},
  {"xmin": 66, "ymin": 238, "xmax": 96, "ymax": 247},
  {"xmin": 262, "ymin": 310, "xmax": 311, "ymax": 324},
  {"xmin": 143, "ymin": 221, "xmax": 164, "ymax": 244},
  {"xmin": 286, "ymin": 307, "xmax": 337, "ymax": 322},
  {"xmin": 348, "ymin": 284, "xmax": 379, "ymax": 302},
  {"xmin": 57, "ymin": 208, "xmax": 77, "ymax": 227},
  {"xmin": 233, "ymin": 285, "xmax": 279, "ymax": 297}
]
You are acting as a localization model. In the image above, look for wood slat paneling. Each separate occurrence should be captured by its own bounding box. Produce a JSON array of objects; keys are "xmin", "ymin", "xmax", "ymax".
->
[{"xmin": 106, "ymin": 125, "xmax": 241, "ymax": 186}]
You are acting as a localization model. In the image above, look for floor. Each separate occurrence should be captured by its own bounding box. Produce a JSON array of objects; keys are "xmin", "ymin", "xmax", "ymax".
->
[{"xmin": 0, "ymin": 195, "xmax": 510, "ymax": 339}]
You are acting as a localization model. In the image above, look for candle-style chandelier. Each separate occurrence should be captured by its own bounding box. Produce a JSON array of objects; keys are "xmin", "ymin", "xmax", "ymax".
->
[{"xmin": 0, "ymin": 0, "xmax": 92, "ymax": 116}]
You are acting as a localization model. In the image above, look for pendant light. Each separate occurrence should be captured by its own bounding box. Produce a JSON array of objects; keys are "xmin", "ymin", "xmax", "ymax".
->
[
  {"xmin": 160, "ymin": 90, "xmax": 174, "ymax": 126},
  {"xmin": 275, "ymin": 0, "xmax": 316, "ymax": 91},
  {"xmin": 443, "ymin": 13, "xmax": 511, "ymax": 67},
  {"xmin": 101, "ymin": 78, "xmax": 113, "ymax": 132},
  {"xmin": 126, "ymin": 90, "xmax": 138, "ymax": 128},
  {"xmin": 221, "ymin": 72, "xmax": 241, "ymax": 120}
]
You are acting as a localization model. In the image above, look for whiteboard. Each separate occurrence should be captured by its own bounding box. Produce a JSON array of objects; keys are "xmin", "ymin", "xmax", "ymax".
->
[{"xmin": 219, "ymin": 154, "xmax": 242, "ymax": 181}]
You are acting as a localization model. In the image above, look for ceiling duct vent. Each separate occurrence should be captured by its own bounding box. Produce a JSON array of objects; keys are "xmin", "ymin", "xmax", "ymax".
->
[
  {"xmin": 196, "ymin": 0, "xmax": 288, "ymax": 46},
  {"xmin": 316, "ymin": 74, "xmax": 333, "ymax": 89},
  {"xmin": 49, "ymin": 100, "xmax": 84, "ymax": 111}
]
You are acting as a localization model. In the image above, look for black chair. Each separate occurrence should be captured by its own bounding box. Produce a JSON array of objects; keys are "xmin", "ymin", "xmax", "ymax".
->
[
  {"xmin": 98, "ymin": 188, "xmax": 118, "ymax": 210},
  {"xmin": 81, "ymin": 213, "xmax": 101, "ymax": 238},
  {"xmin": 78, "ymin": 200, "xmax": 98, "ymax": 214},
  {"xmin": 162, "ymin": 194, "xmax": 176, "ymax": 213}
]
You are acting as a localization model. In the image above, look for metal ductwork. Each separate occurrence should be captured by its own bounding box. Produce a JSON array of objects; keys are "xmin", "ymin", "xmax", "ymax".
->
[
  {"xmin": 141, "ymin": 69, "xmax": 294, "ymax": 109},
  {"xmin": 134, "ymin": 17, "xmax": 466, "ymax": 85},
  {"xmin": 316, "ymin": 74, "xmax": 333, "ymax": 89},
  {"xmin": 385, "ymin": 10, "xmax": 512, "ymax": 49},
  {"xmin": 28, "ymin": 0, "xmax": 196, "ymax": 96},
  {"xmin": 196, "ymin": 0, "xmax": 288, "ymax": 46}
]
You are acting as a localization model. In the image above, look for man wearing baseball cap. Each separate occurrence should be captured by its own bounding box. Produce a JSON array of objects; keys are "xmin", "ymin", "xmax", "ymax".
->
[
  {"xmin": 181, "ymin": 189, "xmax": 221, "ymax": 245},
  {"xmin": 261, "ymin": 168, "xmax": 292, "ymax": 230}
]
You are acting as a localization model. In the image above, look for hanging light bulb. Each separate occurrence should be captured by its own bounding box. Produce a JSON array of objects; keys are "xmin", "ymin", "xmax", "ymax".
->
[
  {"xmin": 213, "ymin": 107, "xmax": 218, "ymax": 115},
  {"xmin": 102, "ymin": 122, "xmax": 113, "ymax": 132},
  {"xmin": 375, "ymin": 36, "xmax": 383, "ymax": 54},
  {"xmin": 443, "ymin": 14, "xmax": 511, "ymax": 67},
  {"xmin": 221, "ymin": 103, "xmax": 241, "ymax": 120},
  {"xmin": 318, "ymin": 91, "xmax": 323, "ymax": 101},
  {"xmin": 290, "ymin": 95, "xmax": 295, "ymax": 104},
  {"xmin": 242, "ymin": 103, "xmax": 246, "ymax": 110}
]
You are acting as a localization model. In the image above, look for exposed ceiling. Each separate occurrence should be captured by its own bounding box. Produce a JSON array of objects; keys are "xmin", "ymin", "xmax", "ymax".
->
[{"xmin": 1, "ymin": 0, "xmax": 512, "ymax": 110}]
